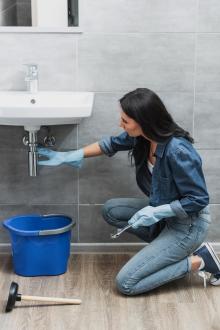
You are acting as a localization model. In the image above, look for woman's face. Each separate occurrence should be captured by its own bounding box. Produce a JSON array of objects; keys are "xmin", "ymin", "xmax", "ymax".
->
[{"xmin": 119, "ymin": 110, "xmax": 143, "ymax": 137}]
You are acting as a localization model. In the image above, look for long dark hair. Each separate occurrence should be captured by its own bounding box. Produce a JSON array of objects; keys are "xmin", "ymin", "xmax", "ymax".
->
[
  {"xmin": 119, "ymin": 88, "xmax": 194, "ymax": 165},
  {"xmin": 120, "ymin": 88, "xmax": 193, "ymax": 143}
]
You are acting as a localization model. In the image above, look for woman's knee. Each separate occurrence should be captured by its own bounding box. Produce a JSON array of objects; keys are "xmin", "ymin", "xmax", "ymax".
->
[
  {"xmin": 102, "ymin": 197, "xmax": 149, "ymax": 225},
  {"xmin": 115, "ymin": 271, "xmax": 136, "ymax": 296},
  {"xmin": 115, "ymin": 274, "xmax": 131, "ymax": 295},
  {"xmin": 102, "ymin": 198, "xmax": 120, "ymax": 225}
]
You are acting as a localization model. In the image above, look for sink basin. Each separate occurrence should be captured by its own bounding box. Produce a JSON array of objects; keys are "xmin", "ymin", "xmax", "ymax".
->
[{"xmin": 0, "ymin": 91, "xmax": 94, "ymax": 131}]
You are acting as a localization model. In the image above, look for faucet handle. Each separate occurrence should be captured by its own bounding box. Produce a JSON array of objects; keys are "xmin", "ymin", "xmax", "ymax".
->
[{"xmin": 23, "ymin": 63, "xmax": 38, "ymax": 78}]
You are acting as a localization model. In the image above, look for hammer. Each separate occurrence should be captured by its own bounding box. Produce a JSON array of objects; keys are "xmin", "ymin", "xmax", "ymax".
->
[{"xmin": 5, "ymin": 281, "xmax": 81, "ymax": 312}]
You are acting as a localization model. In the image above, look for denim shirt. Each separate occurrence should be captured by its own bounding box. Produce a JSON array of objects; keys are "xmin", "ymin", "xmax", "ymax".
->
[{"xmin": 98, "ymin": 132, "xmax": 209, "ymax": 219}]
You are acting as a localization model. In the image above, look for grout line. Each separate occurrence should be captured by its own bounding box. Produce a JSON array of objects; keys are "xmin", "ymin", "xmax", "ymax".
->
[
  {"xmin": 1, "ymin": 243, "xmax": 220, "ymax": 246},
  {"xmin": 75, "ymin": 31, "xmax": 79, "ymax": 243},
  {"xmin": 1, "ymin": 203, "xmax": 220, "ymax": 206},
  {"xmin": 1, "ymin": 31, "xmax": 220, "ymax": 35},
  {"xmin": 79, "ymin": 32, "xmax": 220, "ymax": 35},
  {"xmin": 192, "ymin": 0, "xmax": 199, "ymax": 139},
  {"xmin": 77, "ymin": 125, "xmax": 80, "ymax": 242}
]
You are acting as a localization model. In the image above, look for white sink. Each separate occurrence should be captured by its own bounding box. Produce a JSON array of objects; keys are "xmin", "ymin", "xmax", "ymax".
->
[{"xmin": 0, "ymin": 91, "xmax": 94, "ymax": 131}]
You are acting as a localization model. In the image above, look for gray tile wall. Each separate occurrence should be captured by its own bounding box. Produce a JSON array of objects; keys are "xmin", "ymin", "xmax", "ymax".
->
[{"xmin": 0, "ymin": 0, "xmax": 220, "ymax": 249}]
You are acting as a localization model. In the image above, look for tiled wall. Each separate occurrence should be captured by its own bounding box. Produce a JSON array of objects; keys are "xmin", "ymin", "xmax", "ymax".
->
[{"xmin": 0, "ymin": 0, "xmax": 220, "ymax": 250}]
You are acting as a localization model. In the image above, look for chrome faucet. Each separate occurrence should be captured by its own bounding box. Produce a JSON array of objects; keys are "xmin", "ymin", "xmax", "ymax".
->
[{"xmin": 24, "ymin": 64, "xmax": 38, "ymax": 93}]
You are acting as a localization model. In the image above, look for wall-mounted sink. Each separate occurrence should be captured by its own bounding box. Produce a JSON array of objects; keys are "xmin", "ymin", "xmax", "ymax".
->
[
  {"xmin": 0, "ymin": 91, "xmax": 94, "ymax": 132},
  {"xmin": 0, "ymin": 90, "xmax": 94, "ymax": 177}
]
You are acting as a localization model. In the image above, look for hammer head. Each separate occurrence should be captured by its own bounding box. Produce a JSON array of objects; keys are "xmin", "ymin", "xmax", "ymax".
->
[{"xmin": 5, "ymin": 282, "xmax": 19, "ymax": 312}]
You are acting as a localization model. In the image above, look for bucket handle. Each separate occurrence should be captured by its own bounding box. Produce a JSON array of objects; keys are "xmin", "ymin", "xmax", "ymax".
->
[{"xmin": 39, "ymin": 214, "xmax": 75, "ymax": 236}]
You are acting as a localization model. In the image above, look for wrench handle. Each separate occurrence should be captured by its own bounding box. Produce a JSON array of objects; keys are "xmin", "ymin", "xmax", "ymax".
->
[{"xmin": 111, "ymin": 223, "xmax": 133, "ymax": 239}]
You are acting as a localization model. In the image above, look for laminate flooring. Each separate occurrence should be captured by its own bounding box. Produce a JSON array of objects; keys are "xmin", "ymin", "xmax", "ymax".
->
[{"xmin": 0, "ymin": 254, "xmax": 220, "ymax": 330}]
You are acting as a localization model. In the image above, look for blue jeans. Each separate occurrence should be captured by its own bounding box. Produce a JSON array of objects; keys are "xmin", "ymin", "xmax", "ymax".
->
[{"xmin": 102, "ymin": 198, "xmax": 211, "ymax": 296}]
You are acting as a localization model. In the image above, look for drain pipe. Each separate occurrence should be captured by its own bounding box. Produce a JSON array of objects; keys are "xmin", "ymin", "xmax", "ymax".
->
[
  {"xmin": 23, "ymin": 126, "xmax": 56, "ymax": 176},
  {"xmin": 23, "ymin": 127, "xmax": 40, "ymax": 177},
  {"xmin": 28, "ymin": 131, "xmax": 38, "ymax": 176}
]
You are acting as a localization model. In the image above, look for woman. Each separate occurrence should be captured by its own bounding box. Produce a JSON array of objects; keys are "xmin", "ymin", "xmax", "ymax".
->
[{"xmin": 37, "ymin": 88, "xmax": 220, "ymax": 294}]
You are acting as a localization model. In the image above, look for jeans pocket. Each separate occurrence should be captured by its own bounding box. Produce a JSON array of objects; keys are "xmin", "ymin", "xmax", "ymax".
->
[
  {"xmin": 177, "ymin": 225, "xmax": 206, "ymax": 255},
  {"xmin": 189, "ymin": 220, "xmax": 210, "ymax": 253},
  {"xmin": 191, "ymin": 206, "xmax": 212, "ymax": 224},
  {"xmin": 198, "ymin": 213, "xmax": 212, "ymax": 224},
  {"xmin": 169, "ymin": 217, "xmax": 192, "ymax": 235},
  {"xmin": 196, "ymin": 219, "xmax": 210, "ymax": 239}
]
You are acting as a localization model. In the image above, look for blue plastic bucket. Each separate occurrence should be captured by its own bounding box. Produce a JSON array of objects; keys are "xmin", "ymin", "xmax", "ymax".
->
[{"xmin": 3, "ymin": 214, "xmax": 75, "ymax": 277}]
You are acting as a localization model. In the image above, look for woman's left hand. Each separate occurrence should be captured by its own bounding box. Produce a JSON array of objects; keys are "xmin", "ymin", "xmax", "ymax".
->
[
  {"xmin": 128, "ymin": 206, "xmax": 157, "ymax": 229},
  {"xmin": 128, "ymin": 204, "xmax": 175, "ymax": 229}
]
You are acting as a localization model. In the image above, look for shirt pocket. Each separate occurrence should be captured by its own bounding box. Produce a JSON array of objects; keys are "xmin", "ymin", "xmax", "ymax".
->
[{"xmin": 159, "ymin": 175, "xmax": 177, "ymax": 202}]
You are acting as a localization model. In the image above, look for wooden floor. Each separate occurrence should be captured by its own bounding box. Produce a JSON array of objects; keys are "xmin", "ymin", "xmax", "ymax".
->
[{"xmin": 0, "ymin": 254, "xmax": 220, "ymax": 330}]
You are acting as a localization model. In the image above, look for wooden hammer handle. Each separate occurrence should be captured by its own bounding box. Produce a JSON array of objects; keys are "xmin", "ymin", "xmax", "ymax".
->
[{"xmin": 21, "ymin": 295, "xmax": 81, "ymax": 304}]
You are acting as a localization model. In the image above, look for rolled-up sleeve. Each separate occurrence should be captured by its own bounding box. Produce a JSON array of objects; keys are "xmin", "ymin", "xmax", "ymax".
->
[
  {"xmin": 98, "ymin": 132, "xmax": 136, "ymax": 157},
  {"xmin": 169, "ymin": 145, "xmax": 209, "ymax": 218}
]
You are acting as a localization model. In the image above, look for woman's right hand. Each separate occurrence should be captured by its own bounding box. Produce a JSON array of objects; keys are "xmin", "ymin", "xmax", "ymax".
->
[{"xmin": 37, "ymin": 147, "xmax": 84, "ymax": 168}]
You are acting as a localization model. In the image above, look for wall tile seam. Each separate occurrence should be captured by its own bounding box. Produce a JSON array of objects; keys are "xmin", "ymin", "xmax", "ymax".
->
[
  {"xmin": 1, "ymin": 90, "xmax": 219, "ymax": 95},
  {"xmin": 1, "ymin": 242, "xmax": 220, "ymax": 246},
  {"xmin": 75, "ymin": 37, "xmax": 80, "ymax": 245},
  {"xmin": 70, "ymin": 242, "xmax": 220, "ymax": 245},
  {"xmin": 0, "ymin": 204, "xmax": 107, "ymax": 207},
  {"xmin": 0, "ymin": 203, "xmax": 220, "ymax": 206},
  {"xmin": 78, "ymin": 203, "xmax": 220, "ymax": 206},
  {"xmin": 0, "ymin": 148, "xmax": 27, "ymax": 151},
  {"xmin": 192, "ymin": 0, "xmax": 199, "ymax": 139},
  {"xmin": 0, "ymin": 203, "xmax": 80, "ymax": 206},
  {"xmin": 80, "ymin": 32, "xmax": 196, "ymax": 36},
  {"xmin": 79, "ymin": 204, "xmax": 104, "ymax": 206},
  {"xmin": 0, "ymin": 91, "xmax": 197, "ymax": 95},
  {"xmin": 0, "ymin": 32, "xmax": 220, "ymax": 36},
  {"xmin": 0, "ymin": 147, "xmax": 79, "ymax": 151},
  {"xmin": 0, "ymin": 243, "xmax": 146, "ymax": 246},
  {"xmin": 80, "ymin": 32, "xmax": 220, "ymax": 35},
  {"xmin": 76, "ymin": 125, "xmax": 80, "ymax": 241}
]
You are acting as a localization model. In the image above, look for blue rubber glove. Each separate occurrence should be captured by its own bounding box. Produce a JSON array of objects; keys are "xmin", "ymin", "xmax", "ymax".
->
[
  {"xmin": 128, "ymin": 204, "xmax": 175, "ymax": 229},
  {"xmin": 37, "ymin": 147, "xmax": 84, "ymax": 168}
]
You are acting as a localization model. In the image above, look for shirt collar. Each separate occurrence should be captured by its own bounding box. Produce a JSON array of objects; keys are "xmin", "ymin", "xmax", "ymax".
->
[{"xmin": 154, "ymin": 136, "xmax": 173, "ymax": 158}]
